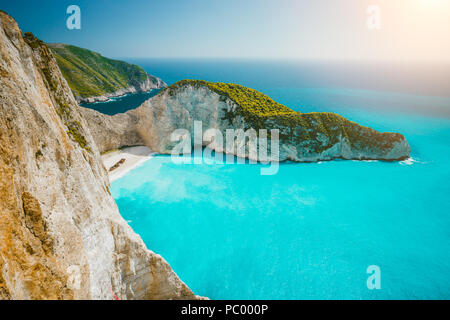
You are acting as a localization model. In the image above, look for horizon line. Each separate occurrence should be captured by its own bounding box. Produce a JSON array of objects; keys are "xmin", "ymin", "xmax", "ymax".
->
[{"xmin": 111, "ymin": 56, "xmax": 450, "ymax": 64}]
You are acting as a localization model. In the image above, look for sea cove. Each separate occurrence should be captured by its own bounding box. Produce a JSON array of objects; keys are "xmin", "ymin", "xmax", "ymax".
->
[
  {"xmin": 2, "ymin": 0, "xmax": 450, "ymax": 302},
  {"xmin": 109, "ymin": 59, "xmax": 450, "ymax": 300}
]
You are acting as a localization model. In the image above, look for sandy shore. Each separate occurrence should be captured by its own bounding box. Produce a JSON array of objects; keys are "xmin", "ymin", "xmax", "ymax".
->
[{"xmin": 102, "ymin": 146, "xmax": 155, "ymax": 182}]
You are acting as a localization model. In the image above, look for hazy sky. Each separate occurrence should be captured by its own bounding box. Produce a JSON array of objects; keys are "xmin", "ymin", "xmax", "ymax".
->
[{"xmin": 2, "ymin": 0, "xmax": 450, "ymax": 62}]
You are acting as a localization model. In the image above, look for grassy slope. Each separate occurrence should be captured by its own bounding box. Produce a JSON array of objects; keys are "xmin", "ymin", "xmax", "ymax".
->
[
  {"xmin": 48, "ymin": 44, "xmax": 148, "ymax": 98},
  {"xmin": 164, "ymin": 80, "xmax": 405, "ymax": 152}
]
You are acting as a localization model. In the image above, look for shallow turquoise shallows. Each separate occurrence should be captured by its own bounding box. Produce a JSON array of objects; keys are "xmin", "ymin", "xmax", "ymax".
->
[{"xmin": 110, "ymin": 61, "xmax": 450, "ymax": 299}]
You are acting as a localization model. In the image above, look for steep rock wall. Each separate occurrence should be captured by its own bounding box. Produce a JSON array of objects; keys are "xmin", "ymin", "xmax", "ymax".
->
[{"xmin": 0, "ymin": 11, "xmax": 196, "ymax": 300}]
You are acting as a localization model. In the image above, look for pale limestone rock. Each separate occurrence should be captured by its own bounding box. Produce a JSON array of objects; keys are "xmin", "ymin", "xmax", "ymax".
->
[
  {"xmin": 81, "ymin": 82, "xmax": 410, "ymax": 162},
  {"xmin": 0, "ymin": 11, "xmax": 196, "ymax": 300}
]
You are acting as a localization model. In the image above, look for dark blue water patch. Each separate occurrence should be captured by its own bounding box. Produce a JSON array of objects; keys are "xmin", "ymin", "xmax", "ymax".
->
[{"xmin": 80, "ymin": 89, "xmax": 162, "ymax": 115}]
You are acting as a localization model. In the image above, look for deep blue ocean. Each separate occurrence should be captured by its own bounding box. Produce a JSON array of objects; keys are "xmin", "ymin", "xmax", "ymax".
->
[
  {"xmin": 79, "ymin": 90, "xmax": 162, "ymax": 115},
  {"xmin": 102, "ymin": 59, "xmax": 450, "ymax": 299}
]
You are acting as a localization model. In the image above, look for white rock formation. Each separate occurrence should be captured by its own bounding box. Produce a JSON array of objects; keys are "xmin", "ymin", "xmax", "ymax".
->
[{"xmin": 81, "ymin": 82, "xmax": 411, "ymax": 162}]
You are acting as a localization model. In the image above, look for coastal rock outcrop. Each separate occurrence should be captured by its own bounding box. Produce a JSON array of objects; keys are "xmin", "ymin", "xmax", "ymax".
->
[
  {"xmin": 0, "ymin": 11, "xmax": 195, "ymax": 300},
  {"xmin": 78, "ymin": 106, "xmax": 147, "ymax": 153},
  {"xmin": 81, "ymin": 80, "xmax": 410, "ymax": 161}
]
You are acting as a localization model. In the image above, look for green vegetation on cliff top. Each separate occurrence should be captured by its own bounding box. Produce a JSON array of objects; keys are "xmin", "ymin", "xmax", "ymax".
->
[
  {"xmin": 48, "ymin": 43, "xmax": 148, "ymax": 99},
  {"xmin": 165, "ymin": 79, "xmax": 296, "ymax": 117},
  {"xmin": 164, "ymin": 80, "xmax": 405, "ymax": 152}
]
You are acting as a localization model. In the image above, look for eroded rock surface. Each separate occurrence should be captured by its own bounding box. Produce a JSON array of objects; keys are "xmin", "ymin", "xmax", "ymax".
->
[
  {"xmin": 81, "ymin": 81, "xmax": 410, "ymax": 162},
  {"xmin": 0, "ymin": 11, "xmax": 196, "ymax": 300}
]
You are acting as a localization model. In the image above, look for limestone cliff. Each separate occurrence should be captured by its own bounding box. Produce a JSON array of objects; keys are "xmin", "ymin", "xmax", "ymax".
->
[
  {"xmin": 81, "ymin": 80, "xmax": 410, "ymax": 161},
  {"xmin": 0, "ymin": 11, "xmax": 195, "ymax": 300}
]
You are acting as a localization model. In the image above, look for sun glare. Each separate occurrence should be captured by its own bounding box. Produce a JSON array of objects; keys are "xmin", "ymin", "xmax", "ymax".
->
[{"xmin": 419, "ymin": 0, "xmax": 449, "ymax": 7}]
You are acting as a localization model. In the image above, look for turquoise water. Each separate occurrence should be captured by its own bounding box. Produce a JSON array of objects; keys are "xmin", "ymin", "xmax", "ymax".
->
[{"xmin": 110, "ymin": 61, "xmax": 450, "ymax": 299}]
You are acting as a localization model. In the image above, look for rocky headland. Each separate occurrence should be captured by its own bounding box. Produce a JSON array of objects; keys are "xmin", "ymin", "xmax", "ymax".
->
[
  {"xmin": 48, "ymin": 43, "xmax": 166, "ymax": 104},
  {"xmin": 80, "ymin": 80, "xmax": 411, "ymax": 162}
]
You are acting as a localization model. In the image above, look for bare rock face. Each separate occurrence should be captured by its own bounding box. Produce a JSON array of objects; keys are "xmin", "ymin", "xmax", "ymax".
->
[
  {"xmin": 78, "ymin": 106, "xmax": 147, "ymax": 153},
  {"xmin": 0, "ymin": 11, "xmax": 196, "ymax": 300},
  {"xmin": 81, "ymin": 83, "xmax": 410, "ymax": 162}
]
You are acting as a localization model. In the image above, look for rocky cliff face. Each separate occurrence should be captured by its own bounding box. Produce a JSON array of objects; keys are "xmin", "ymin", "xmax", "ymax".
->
[
  {"xmin": 0, "ymin": 11, "xmax": 195, "ymax": 300},
  {"xmin": 81, "ymin": 81, "xmax": 410, "ymax": 162}
]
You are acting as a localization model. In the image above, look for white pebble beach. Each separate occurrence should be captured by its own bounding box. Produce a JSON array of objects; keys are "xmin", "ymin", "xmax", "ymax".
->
[{"xmin": 101, "ymin": 146, "xmax": 155, "ymax": 182}]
